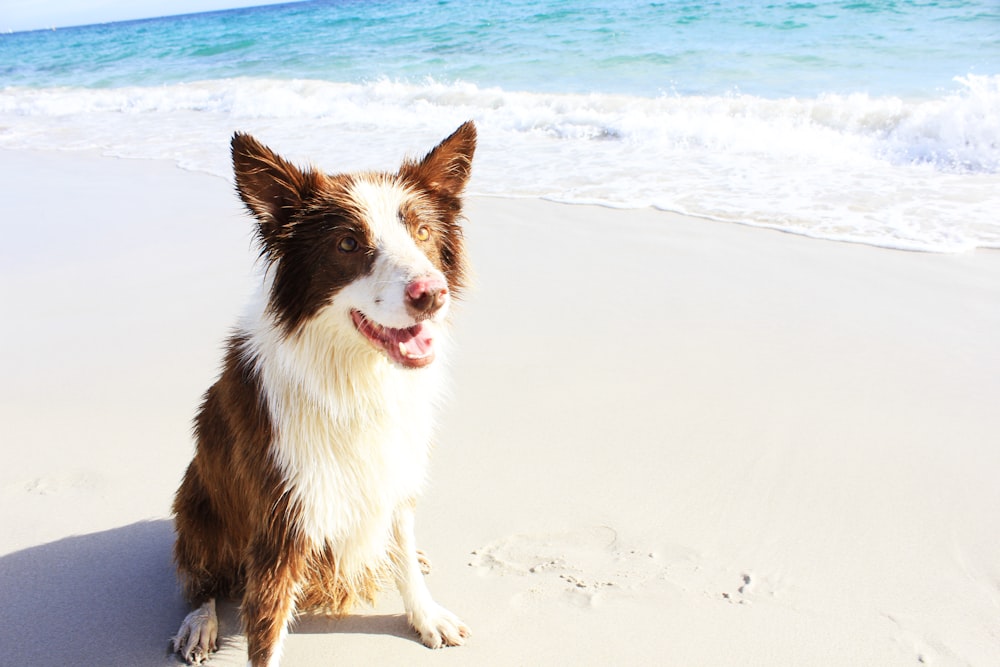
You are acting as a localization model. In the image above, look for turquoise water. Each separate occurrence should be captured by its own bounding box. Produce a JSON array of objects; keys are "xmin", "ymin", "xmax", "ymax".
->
[
  {"xmin": 5, "ymin": 0, "xmax": 997, "ymax": 97},
  {"xmin": 2, "ymin": 0, "xmax": 999, "ymax": 250}
]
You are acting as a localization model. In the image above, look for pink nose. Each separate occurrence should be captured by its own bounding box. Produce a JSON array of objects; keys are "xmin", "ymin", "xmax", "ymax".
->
[{"xmin": 405, "ymin": 277, "xmax": 449, "ymax": 316}]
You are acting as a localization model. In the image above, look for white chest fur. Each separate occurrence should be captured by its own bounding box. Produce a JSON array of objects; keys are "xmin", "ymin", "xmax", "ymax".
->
[{"xmin": 241, "ymin": 299, "xmax": 449, "ymax": 575}]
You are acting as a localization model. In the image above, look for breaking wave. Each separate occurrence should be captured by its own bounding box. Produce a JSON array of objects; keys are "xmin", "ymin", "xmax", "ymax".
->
[{"xmin": 2, "ymin": 74, "xmax": 998, "ymax": 251}]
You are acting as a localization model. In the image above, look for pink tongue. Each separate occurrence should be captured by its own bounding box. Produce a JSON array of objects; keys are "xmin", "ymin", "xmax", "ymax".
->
[
  {"xmin": 389, "ymin": 322, "xmax": 434, "ymax": 359},
  {"xmin": 351, "ymin": 310, "xmax": 437, "ymax": 367}
]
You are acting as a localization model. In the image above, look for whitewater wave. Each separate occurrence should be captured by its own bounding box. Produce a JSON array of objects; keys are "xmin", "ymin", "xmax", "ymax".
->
[{"xmin": 1, "ymin": 75, "xmax": 998, "ymax": 251}]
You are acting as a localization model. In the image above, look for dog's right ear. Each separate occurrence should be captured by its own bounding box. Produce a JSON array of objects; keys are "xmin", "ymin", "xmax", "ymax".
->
[{"xmin": 231, "ymin": 132, "xmax": 317, "ymax": 247}]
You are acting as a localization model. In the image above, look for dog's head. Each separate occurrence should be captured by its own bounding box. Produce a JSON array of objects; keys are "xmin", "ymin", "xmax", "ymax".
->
[{"xmin": 232, "ymin": 122, "xmax": 476, "ymax": 369}]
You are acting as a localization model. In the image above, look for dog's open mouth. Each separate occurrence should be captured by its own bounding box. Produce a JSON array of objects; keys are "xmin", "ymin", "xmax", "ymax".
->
[{"xmin": 351, "ymin": 310, "xmax": 436, "ymax": 369}]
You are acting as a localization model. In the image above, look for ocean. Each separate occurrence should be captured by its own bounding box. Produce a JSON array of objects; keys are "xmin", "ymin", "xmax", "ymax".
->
[{"xmin": 2, "ymin": 0, "xmax": 998, "ymax": 252}]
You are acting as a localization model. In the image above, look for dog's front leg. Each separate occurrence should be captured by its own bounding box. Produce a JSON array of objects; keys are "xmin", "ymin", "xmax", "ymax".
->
[
  {"xmin": 391, "ymin": 503, "xmax": 470, "ymax": 648},
  {"xmin": 242, "ymin": 531, "xmax": 306, "ymax": 667}
]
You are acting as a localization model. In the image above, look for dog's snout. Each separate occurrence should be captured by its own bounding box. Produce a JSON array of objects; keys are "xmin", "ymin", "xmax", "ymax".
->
[{"xmin": 405, "ymin": 277, "xmax": 449, "ymax": 316}]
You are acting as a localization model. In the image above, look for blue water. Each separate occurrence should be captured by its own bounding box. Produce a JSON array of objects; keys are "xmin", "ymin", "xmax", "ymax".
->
[{"xmin": 2, "ymin": 0, "xmax": 999, "ymax": 251}]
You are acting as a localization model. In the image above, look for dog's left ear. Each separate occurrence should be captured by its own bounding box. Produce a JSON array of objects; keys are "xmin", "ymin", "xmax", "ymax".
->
[{"xmin": 399, "ymin": 121, "xmax": 477, "ymax": 200}]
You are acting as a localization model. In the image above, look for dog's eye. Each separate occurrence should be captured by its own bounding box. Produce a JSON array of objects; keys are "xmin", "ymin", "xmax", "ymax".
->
[
  {"xmin": 415, "ymin": 226, "xmax": 431, "ymax": 242},
  {"xmin": 338, "ymin": 236, "xmax": 359, "ymax": 253}
]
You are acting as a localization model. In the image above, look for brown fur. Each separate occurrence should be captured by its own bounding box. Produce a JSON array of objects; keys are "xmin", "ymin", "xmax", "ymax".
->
[
  {"xmin": 229, "ymin": 127, "xmax": 473, "ymax": 335},
  {"xmin": 172, "ymin": 122, "xmax": 476, "ymax": 667}
]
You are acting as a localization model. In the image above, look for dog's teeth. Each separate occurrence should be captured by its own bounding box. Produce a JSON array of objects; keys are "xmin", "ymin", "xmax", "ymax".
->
[{"xmin": 399, "ymin": 342, "xmax": 409, "ymax": 358}]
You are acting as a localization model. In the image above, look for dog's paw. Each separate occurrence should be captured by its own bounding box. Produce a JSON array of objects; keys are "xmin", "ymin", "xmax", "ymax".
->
[
  {"xmin": 172, "ymin": 601, "xmax": 218, "ymax": 665},
  {"xmin": 410, "ymin": 604, "xmax": 469, "ymax": 649}
]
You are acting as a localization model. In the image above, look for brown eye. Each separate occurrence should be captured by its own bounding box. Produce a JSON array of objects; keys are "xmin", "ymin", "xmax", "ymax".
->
[
  {"xmin": 415, "ymin": 226, "xmax": 430, "ymax": 241},
  {"xmin": 338, "ymin": 236, "xmax": 359, "ymax": 253}
]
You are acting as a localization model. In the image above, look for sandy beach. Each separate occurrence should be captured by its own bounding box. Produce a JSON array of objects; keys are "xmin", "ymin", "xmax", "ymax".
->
[{"xmin": 1, "ymin": 149, "xmax": 999, "ymax": 666}]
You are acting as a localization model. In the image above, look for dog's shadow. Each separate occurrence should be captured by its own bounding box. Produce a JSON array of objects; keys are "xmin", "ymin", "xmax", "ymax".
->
[
  {"xmin": 293, "ymin": 608, "xmax": 412, "ymax": 638},
  {"xmin": 0, "ymin": 520, "xmax": 187, "ymax": 666},
  {"xmin": 0, "ymin": 521, "xmax": 416, "ymax": 667}
]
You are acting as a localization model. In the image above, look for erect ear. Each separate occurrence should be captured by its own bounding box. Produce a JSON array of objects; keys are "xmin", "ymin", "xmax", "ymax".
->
[
  {"xmin": 231, "ymin": 132, "xmax": 317, "ymax": 244},
  {"xmin": 399, "ymin": 121, "xmax": 477, "ymax": 199}
]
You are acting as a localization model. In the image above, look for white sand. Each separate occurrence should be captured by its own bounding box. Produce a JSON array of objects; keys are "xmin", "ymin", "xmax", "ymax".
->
[{"xmin": 2, "ymin": 149, "xmax": 998, "ymax": 666}]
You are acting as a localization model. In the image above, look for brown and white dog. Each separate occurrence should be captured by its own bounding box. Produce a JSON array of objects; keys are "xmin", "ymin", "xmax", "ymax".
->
[{"xmin": 171, "ymin": 122, "xmax": 476, "ymax": 666}]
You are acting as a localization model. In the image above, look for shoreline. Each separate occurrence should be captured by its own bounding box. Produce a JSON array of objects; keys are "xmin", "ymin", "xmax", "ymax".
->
[
  {"xmin": 9, "ymin": 145, "xmax": 1000, "ymax": 256},
  {"xmin": 2, "ymin": 149, "xmax": 999, "ymax": 666}
]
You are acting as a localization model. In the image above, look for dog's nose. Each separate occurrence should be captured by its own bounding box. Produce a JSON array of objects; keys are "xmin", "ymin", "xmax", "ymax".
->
[{"xmin": 405, "ymin": 277, "xmax": 449, "ymax": 316}]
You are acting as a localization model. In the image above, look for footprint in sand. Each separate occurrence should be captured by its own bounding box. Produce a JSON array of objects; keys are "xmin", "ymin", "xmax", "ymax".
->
[
  {"xmin": 468, "ymin": 526, "xmax": 673, "ymax": 606},
  {"xmin": 470, "ymin": 526, "xmax": 780, "ymax": 609}
]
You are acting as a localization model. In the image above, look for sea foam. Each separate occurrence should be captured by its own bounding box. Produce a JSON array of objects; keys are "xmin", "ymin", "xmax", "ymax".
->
[{"xmin": 1, "ymin": 75, "xmax": 998, "ymax": 252}]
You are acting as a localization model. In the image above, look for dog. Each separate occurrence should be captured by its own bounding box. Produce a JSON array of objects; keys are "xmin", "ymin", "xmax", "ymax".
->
[{"xmin": 171, "ymin": 122, "xmax": 476, "ymax": 666}]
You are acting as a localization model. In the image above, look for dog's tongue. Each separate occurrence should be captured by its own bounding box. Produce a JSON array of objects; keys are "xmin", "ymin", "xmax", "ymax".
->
[
  {"xmin": 352, "ymin": 310, "xmax": 437, "ymax": 369},
  {"xmin": 384, "ymin": 322, "xmax": 435, "ymax": 368}
]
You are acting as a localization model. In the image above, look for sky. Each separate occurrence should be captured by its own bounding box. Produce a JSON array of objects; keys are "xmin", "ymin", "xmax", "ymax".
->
[{"xmin": 3, "ymin": 0, "xmax": 299, "ymax": 33}]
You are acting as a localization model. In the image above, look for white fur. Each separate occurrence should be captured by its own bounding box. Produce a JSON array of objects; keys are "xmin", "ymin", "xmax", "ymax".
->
[
  {"xmin": 240, "ymin": 291, "xmax": 447, "ymax": 564},
  {"xmin": 234, "ymin": 176, "xmax": 464, "ymax": 664},
  {"xmin": 391, "ymin": 505, "xmax": 470, "ymax": 648},
  {"xmin": 341, "ymin": 178, "xmax": 450, "ymax": 327},
  {"xmin": 240, "ymin": 177, "xmax": 450, "ymax": 562}
]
